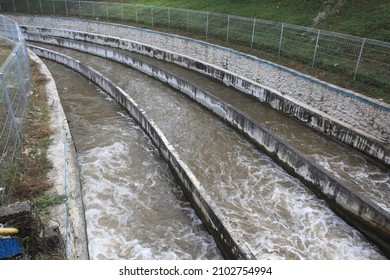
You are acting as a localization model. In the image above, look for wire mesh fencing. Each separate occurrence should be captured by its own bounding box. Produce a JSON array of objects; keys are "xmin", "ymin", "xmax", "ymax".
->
[
  {"xmin": 0, "ymin": 0, "xmax": 388, "ymax": 96},
  {"xmin": 0, "ymin": 14, "xmax": 31, "ymax": 204}
]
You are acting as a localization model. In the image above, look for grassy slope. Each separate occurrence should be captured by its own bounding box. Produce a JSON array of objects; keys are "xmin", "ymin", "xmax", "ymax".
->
[
  {"xmin": 316, "ymin": 0, "xmax": 390, "ymax": 41},
  {"xmin": 101, "ymin": 0, "xmax": 323, "ymax": 25},
  {"xmin": 99, "ymin": 0, "xmax": 389, "ymax": 41},
  {"xmin": 0, "ymin": 39, "xmax": 13, "ymax": 64}
]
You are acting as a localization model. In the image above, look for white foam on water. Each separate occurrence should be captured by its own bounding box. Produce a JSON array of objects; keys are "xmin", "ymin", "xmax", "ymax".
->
[
  {"xmin": 311, "ymin": 153, "xmax": 390, "ymax": 214},
  {"xmin": 222, "ymin": 145, "xmax": 384, "ymax": 259},
  {"xmin": 46, "ymin": 60, "xmax": 222, "ymax": 260},
  {"xmin": 119, "ymin": 81, "xmax": 386, "ymax": 259},
  {"xmin": 78, "ymin": 138, "xmax": 221, "ymax": 260},
  {"xmin": 43, "ymin": 49, "xmax": 386, "ymax": 260}
]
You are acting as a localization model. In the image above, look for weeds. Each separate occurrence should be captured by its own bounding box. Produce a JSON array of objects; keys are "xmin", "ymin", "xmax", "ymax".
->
[
  {"xmin": 5, "ymin": 60, "xmax": 54, "ymax": 203},
  {"xmin": 33, "ymin": 194, "xmax": 67, "ymax": 214},
  {"xmin": 0, "ymin": 39, "xmax": 13, "ymax": 64}
]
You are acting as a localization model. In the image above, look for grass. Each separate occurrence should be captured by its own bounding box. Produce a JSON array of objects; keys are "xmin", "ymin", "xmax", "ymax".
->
[
  {"xmin": 0, "ymin": 38, "xmax": 13, "ymax": 65},
  {"xmin": 7, "ymin": 0, "xmax": 385, "ymax": 40},
  {"xmin": 315, "ymin": 0, "xmax": 390, "ymax": 41},
  {"xmin": 0, "ymin": 59, "xmax": 66, "ymax": 259},
  {"xmin": 96, "ymin": 13, "xmax": 389, "ymax": 102},
  {"xmin": 1, "ymin": 1, "xmax": 388, "ymax": 100},
  {"xmin": 89, "ymin": 0, "xmax": 389, "ymax": 102},
  {"xmin": 97, "ymin": 0, "xmax": 389, "ymax": 41},
  {"xmin": 33, "ymin": 194, "xmax": 67, "ymax": 214},
  {"xmin": 96, "ymin": 0, "xmax": 324, "ymax": 26},
  {"xmin": 3, "ymin": 60, "xmax": 54, "ymax": 203}
]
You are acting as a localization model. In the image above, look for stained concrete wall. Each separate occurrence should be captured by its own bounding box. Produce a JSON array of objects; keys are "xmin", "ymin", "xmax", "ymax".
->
[
  {"xmin": 8, "ymin": 15, "xmax": 390, "ymax": 147},
  {"xmin": 28, "ymin": 51, "xmax": 89, "ymax": 259},
  {"xmin": 18, "ymin": 24, "xmax": 390, "ymax": 165},
  {"xmin": 29, "ymin": 45, "xmax": 255, "ymax": 260},
  {"xmin": 29, "ymin": 44, "xmax": 390, "ymax": 257}
]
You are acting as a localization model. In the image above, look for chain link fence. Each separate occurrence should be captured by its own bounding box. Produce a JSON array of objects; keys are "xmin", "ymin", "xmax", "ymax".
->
[
  {"xmin": 0, "ymin": 14, "xmax": 31, "ymax": 203},
  {"xmin": 1, "ymin": 0, "xmax": 388, "ymax": 96}
]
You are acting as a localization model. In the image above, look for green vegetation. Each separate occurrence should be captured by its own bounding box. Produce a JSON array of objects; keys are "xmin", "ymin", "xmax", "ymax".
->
[
  {"xmin": 0, "ymin": 60, "xmax": 64, "ymax": 259},
  {"xmin": 0, "ymin": 39, "xmax": 13, "ymax": 64},
  {"xmin": 116, "ymin": 0, "xmax": 323, "ymax": 26},
  {"xmin": 33, "ymin": 194, "xmax": 67, "ymax": 214},
  {"xmin": 3, "ymin": 61, "xmax": 53, "ymax": 203},
  {"xmin": 88, "ymin": 0, "xmax": 389, "ymax": 101},
  {"xmin": 2, "ymin": 0, "xmax": 388, "ymax": 100},
  {"xmin": 98, "ymin": 0, "xmax": 389, "ymax": 41},
  {"xmin": 316, "ymin": 0, "xmax": 390, "ymax": 41}
]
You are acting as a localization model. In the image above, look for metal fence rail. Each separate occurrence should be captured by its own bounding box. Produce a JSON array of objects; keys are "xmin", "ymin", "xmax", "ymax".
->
[
  {"xmin": 1, "ymin": 0, "xmax": 388, "ymax": 94},
  {"xmin": 0, "ymin": 14, "xmax": 31, "ymax": 203}
]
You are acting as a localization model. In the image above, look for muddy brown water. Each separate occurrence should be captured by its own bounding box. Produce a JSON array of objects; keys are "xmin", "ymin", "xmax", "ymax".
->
[
  {"xmin": 40, "ymin": 44, "xmax": 386, "ymax": 259},
  {"xmin": 44, "ymin": 60, "xmax": 223, "ymax": 260},
  {"xmin": 33, "ymin": 39, "xmax": 390, "ymax": 214}
]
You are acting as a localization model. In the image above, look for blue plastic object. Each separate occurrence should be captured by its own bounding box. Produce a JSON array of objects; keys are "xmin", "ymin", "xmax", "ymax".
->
[{"xmin": 0, "ymin": 238, "xmax": 23, "ymax": 259}]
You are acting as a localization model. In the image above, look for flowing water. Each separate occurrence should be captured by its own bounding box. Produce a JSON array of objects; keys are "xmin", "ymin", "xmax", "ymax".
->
[
  {"xmin": 44, "ymin": 60, "xmax": 223, "ymax": 260},
  {"xmin": 115, "ymin": 45, "xmax": 390, "ymax": 215},
  {"xmin": 40, "ymin": 44, "xmax": 386, "ymax": 259},
  {"xmin": 33, "ymin": 39, "xmax": 390, "ymax": 214}
]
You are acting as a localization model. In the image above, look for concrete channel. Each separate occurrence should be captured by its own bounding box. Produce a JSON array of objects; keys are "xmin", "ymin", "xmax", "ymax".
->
[
  {"xmin": 19, "ymin": 25, "xmax": 390, "ymax": 166},
  {"xmin": 41, "ymin": 59, "xmax": 223, "ymax": 260},
  {"xmin": 6, "ymin": 15, "xmax": 387, "ymax": 259},
  {"xmin": 30, "ymin": 46, "xmax": 254, "ymax": 259},
  {"xmin": 29, "ymin": 44, "xmax": 386, "ymax": 260},
  {"xmin": 27, "ymin": 38, "xmax": 390, "ymax": 258},
  {"xmin": 9, "ymin": 15, "xmax": 389, "ymax": 161}
]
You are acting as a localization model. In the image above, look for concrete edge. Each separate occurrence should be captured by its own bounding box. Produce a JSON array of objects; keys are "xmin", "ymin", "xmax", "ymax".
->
[
  {"xmin": 29, "ymin": 45, "xmax": 256, "ymax": 260},
  {"xmin": 28, "ymin": 51, "xmax": 89, "ymax": 259},
  {"xmin": 8, "ymin": 14, "xmax": 390, "ymax": 111},
  {"xmin": 20, "ymin": 26, "xmax": 389, "ymax": 166}
]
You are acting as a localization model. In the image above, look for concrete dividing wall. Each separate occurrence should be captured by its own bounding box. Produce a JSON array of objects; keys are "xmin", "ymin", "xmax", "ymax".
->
[
  {"xmin": 28, "ymin": 51, "xmax": 89, "ymax": 259},
  {"xmin": 29, "ymin": 44, "xmax": 390, "ymax": 257},
  {"xmin": 19, "ymin": 25, "xmax": 390, "ymax": 166},
  {"xmin": 29, "ymin": 45, "xmax": 255, "ymax": 260},
  {"xmin": 8, "ymin": 15, "xmax": 390, "ymax": 147}
]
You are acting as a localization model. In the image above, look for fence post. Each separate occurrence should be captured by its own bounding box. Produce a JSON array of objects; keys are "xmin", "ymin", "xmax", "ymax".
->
[
  {"xmin": 79, "ymin": 0, "xmax": 81, "ymax": 17},
  {"xmin": 1, "ymin": 16, "xmax": 7, "ymax": 39},
  {"xmin": 39, "ymin": 0, "xmax": 42, "ymax": 14},
  {"xmin": 226, "ymin": 15, "xmax": 230, "ymax": 42},
  {"xmin": 151, "ymin": 7, "xmax": 154, "ymax": 27},
  {"xmin": 206, "ymin": 12, "xmax": 209, "ymax": 38},
  {"xmin": 168, "ymin": 8, "xmax": 171, "ymax": 29},
  {"xmin": 65, "ymin": 0, "xmax": 68, "ymax": 16},
  {"xmin": 1, "ymin": 16, "xmax": 5, "ymax": 37},
  {"xmin": 11, "ymin": 21, "xmax": 17, "ymax": 42},
  {"xmin": 312, "ymin": 29, "xmax": 321, "ymax": 67},
  {"xmin": 251, "ymin": 18, "xmax": 256, "ymax": 48},
  {"xmin": 135, "ymin": 8, "xmax": 138, "ymax": 24},
  {"xmin": 121, "ymin": 3, "xmax": 124, "ymax": 22},
  {"xmin": 12, "ymin": 0, "xmax": 15, "ymax": 12},
  {"xmin": 0, "ymin": 73, "xmax": 21, "ymax": 146},
  {"xmin": 105, "ymin": 2, "xmax": 108, "ymax": 20},
  {"xmin": 14, "ymin": 53, "xmax": 27, "ymax": 99},
  {"xmin": 17, "ymin": 45, "xmax": 30, "ymax": 101},
  {"xmin": 278, "ymin": 23, "xmax": 284, "ymax": 56},
  {"xmin": 21, "ymin": 44, "xmax": 31, "ymax": 85},
  {"xmin": 92, "ymin": 2, "xmax": 95, "ymax": 18},
  {"xmin": 354, "ymin": 38, "xmax": 366, "ymax": 80},
  {"xmin": 186, "ymin": 10, "xmax": 189, "ymax": 32},
  {"xmin": 26, "ymin": 0, "xmax": 29, "ymax": 12},
  {"xmin": 52, "ymin": 0, "xmax": 55, "ymax": 15}
]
